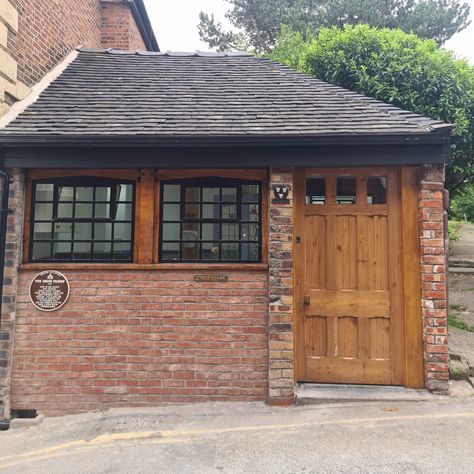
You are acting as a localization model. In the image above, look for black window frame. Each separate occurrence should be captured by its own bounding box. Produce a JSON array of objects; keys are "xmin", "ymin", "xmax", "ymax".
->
[
  {"xmin": 29, "ymin": 176, "xmax": 136, "ymax": 263},
  {"xmin": 159, "ymin": 177, "xmax": 262, "ymax": 263}
]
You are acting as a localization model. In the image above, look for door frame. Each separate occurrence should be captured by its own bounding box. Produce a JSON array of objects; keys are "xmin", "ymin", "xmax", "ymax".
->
[{"xmin": 293, "ymin": 166, "xmax": 424, "ymax": 388}]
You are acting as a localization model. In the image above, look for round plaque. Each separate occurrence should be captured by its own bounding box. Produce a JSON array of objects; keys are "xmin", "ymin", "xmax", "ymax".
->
[{"xmin": 29, "ymin": 271, "xmax": 70, "ymax": 312}]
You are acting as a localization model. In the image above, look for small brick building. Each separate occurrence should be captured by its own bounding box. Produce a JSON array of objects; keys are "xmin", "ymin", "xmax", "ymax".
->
[{"xmin": 0, "ymin": 49, "xmax": 451, "ymax": 417}]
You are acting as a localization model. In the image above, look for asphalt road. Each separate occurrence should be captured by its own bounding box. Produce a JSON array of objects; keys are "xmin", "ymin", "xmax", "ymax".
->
[{"xmin": 1, "ymin": 396, "xmax": 474, "ymax": 473}]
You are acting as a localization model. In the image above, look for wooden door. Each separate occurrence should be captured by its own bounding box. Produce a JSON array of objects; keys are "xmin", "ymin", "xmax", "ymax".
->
[{"xmin": 295, "ymin": 168, "xmax": 404, "ymax": 385}]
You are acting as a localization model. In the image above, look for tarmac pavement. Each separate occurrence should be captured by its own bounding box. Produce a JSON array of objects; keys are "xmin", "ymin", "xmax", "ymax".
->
[{"xmin": 1, "ymin": 395, "xmax": 474, "ymax": 473}]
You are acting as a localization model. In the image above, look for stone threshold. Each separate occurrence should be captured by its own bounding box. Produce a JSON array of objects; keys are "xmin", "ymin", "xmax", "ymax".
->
[{"xmin": 295, "ymin": 383, "xmax": 443, "ymax": 405}]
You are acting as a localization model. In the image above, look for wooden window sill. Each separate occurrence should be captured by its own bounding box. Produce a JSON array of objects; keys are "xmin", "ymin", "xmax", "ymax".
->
[{"xmin": 19, "ymin": 263, "xmax": 269, "ymax": 272}]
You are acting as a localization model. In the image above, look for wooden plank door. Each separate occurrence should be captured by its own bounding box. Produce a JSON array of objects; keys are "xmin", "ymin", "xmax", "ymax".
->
[{"xmin": 295, "ymin": 167, "xmax": 404, "ymax": 385}]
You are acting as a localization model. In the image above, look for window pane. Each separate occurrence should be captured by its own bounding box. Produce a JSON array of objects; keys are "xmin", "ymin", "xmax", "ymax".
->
[
  {"xmin": 203, "ymin": 187, "xmax": 220, "ymax": 202},
  {"xmin": 241, "ymin": 223, "xmax": 259, "ymax": 241},
  {"xmin": 75, "ymin": 222, "xmax": 92, "ymax": 240},
  {"xmin": 76, "ymin": 187, "xmax": 93, "ymax": 201},
  {"xmin": 116, "ymin": 203, "xmax": 132, "ymax": 221},
  {"xmin": 222, "ymin": 223, "xmax": 239, "ymax": 241},
  {"xmin": 203, "ymin": 204, "xmax": 220, "ymax": 219},
  {"xmin": 94, "ymin": 223, "xmax": 112, "ymax": 240},
  {"xmin": 306, "ymin": 176, "xmax": 325, "ymax": 204},
  {"xmin": 202, "ymin": 242, "xmax": 219, "ymax": 260},
  {"xmin": 242, "ymin": 204, "xmax": 259, "ymax": 222},
  {"xmin": 182, "ymin": 224, "xmax": 199, "ymax": 242},
  {"xmin": 163, "ymin": 184, "xmax": 181, "ymax": 202},
  {"xmin": 34, "ymin": 203, "xmax": 53, "ymax": 221},
  {"xmin": 182, "ymin": 242, "xmax": 200, "ymax": 260},
  {"xmin": 34, "ymin": 222, "xmax": 52, "ymax": 240},
  {"xmin": 185, "ymin": 203, "xmax": 200, "ymax": 219},
  {"xmin": 185, "ymin": 187, "xmax": 200, "ymax": 202},
  {"xmin": 222, "ymin": 188, "xmax": 237, "ymax": 202},
  {"xmin": 35, "ymin": 184, "xmax": 54, "ymax": 201},
  {"xmin": 32, "ymin": 242, "xmax": 51, "ymax": 260},
  {"xmin": 113, "ymin": 242, "xmax": 131, "ymax": 260},
  {"xmin": 73, "ymin": 242, "xmax": 91, "ymax": 260},
  {"xmin": 53, "ymin": 222, "xmax": 73, "ymax": 241},
  {"xmin": 95, "ymin": 187, "xmax": 111, "ymax": 202},
  {"xmin": 95, "ymin": 203, "xmax": 110, "ymax": 219},
  {"xmin": 114, "ymin": 223, "xmax": 132, "ymax": 240},
  {"xmin": 242, "ymin": 185, "xmax": 259, "ymax": 203},
  {"xmin": 52, "ymin": 242, "xmax": 71, "ymax": 260},
  {"xmin": 58, "ymin": 203, "xmax": 73, "ymax": 218},
  {"xmin": 93, "ymin": 242, "xmax": 112, "ymax": 260},
  {"xmin": 163, "ymin": 223, "xmax": 180, "ymax": 241},
  {"xmin": 222, "ymin": 243, "xmax": 239, "ymax": 261},
  {"xmin": 162, "ymin": 242, "xmax": 180, "ymax": 261},
  {"xmin": 367, "ymin": 177, "xmax": 387, "ymax": 204},
  {"xmin": 118, "ymin": 184, "xmax": 133, "ymax": 202},
  {"xmin": 75, "ymin": 203, "xmax": 93, "ymax": 218},
  {"xmin": 222, "ymin": 204, "xmax": 237, "ymax": 219},
  {"xmin": 202, "ymin": 223, "xmax": 220, "ymax": 240},
  {"xmin": 163, "ymin": 203, "xmax": 181, "ymax": 221},
  {"xmin": 58, "ymin": 186, "xmax": 74, "ymax": 201},
  {"xmin": 241, "ymin": 243, "xmax": 259, "ymax": 261},
  {"xmin": 337, "ymin": 177, "xmax": 356, "ymax": 204}
]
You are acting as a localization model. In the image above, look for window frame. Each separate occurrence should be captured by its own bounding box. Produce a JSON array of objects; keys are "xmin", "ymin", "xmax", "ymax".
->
[
  {"xmin": 29, "ymin": 176, "xmax": 136, "ymax": 263},
  {"xmin": 159, "ymin": 177, "xmax": 263, "ymax": 264}
]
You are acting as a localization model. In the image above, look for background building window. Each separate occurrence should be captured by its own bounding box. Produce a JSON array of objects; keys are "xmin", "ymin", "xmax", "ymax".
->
[
  {"xmin": 30, "ymin": 178, "xmax": 135, "ymax": 262},
  {"xmin": 160, "ymin": 179, "xmax": 262, "ymax": 263}
]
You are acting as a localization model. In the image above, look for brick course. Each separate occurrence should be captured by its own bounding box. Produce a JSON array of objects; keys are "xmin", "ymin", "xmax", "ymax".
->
[
  {"xmin": 11, "ymin": 270, "xmax": 268, "ymax": 416},
  {"xmin": 418, "ymin": 164, "xmax": 449, "ymax": 393}
]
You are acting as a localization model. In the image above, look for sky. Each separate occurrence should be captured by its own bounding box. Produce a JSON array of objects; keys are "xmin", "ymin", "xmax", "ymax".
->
[{"xmin": 144, "ymin": 0, "xmax": 474, "ymax": 63}]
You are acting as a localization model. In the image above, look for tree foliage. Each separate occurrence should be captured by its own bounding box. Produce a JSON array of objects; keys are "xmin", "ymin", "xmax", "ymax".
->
[
  {"xmin": 451, "ymin": 184, "xmax": 474, "ymax": 222},
  {"xmin": 270, "ymin": 25, "xmax": 474, "ymax": 192},
  {"xmin": 198, "ymin": 0, "xmax": 471, "ymax": 53}
]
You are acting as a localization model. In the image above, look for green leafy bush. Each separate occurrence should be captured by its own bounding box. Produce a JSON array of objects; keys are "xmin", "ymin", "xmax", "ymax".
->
[
  {"xmin": 271, "ymin": 25, "xmax": 474, "ymax": 193},
  {"xmin": 451, "ymin": 185, "xmax": 474, "ymax": 222}
]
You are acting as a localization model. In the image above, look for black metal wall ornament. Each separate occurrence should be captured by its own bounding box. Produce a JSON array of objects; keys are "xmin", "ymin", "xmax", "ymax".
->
[{"xmin": 272, "ymin": 185, "xmax": 290, "ymax": 204}]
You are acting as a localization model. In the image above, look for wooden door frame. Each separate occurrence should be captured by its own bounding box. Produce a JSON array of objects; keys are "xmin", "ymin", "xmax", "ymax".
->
[{"xmin": 293, "ymin": 166, "xmax": 424, "ymax": 388}]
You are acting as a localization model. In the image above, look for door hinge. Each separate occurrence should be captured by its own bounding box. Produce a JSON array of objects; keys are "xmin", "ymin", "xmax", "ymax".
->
[{"xmin": 295, "ymin": 236, "xmax": 301, "ymax": 244}]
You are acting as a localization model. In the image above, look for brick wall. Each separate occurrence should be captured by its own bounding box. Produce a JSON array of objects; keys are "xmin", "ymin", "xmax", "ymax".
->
[
  {"xmin": 268, "ymin": 168, "xmax": 295, "ymax": 405},
  {"xmin": 101, "ymin": 1, "xmax": 147, "ymax": 51},
  {"xmin": 10, "ymin": 270, "xmax": 268, "ymax": 416},
  {"xmin": 0, "ymin": 169, "xmax": 25, "ymax": 419},
  {"xmin": 418, "ymin": 164, "xmax": 449, "ymax": 393}
]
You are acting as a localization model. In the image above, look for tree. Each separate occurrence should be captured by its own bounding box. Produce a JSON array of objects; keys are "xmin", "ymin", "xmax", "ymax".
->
[
  {"xmin": 270, "ymin": 25, "xmax": 474, "ymax": 192},
  {"xmin": 198, "ymin": 0, "xmax": 471, "ymax": 53}
]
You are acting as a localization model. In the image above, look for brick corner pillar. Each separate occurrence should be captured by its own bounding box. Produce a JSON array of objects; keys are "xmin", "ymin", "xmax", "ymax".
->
[
  {"xmin": 418, "ymin": 164, "xmax": 449, "ymax": 393},
  {"xmin": 0, "ymin": 169, "xmax": 25, "ymax": 419},
  {"xmin": 267, "ymin": 167, "xmax": 295, "ymax": 406}
]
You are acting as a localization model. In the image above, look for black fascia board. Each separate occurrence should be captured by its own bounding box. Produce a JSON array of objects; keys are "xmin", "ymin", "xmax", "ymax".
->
[
  {"xmin": 0, "ymin": 132, "xmax": 454, "ymax": 149},
  {"xmin": 131, "ymin": 0, "xmax": 160, "ymax": 52},
  {"xmin": 0, "ymin": 143, "xmax": 451, "ymax": 169}
]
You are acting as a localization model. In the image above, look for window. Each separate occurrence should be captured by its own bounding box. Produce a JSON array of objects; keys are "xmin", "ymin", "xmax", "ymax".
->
[
  {"xmin": 160, "ymin": 179, "xmax": 262, "ymax": 263},
  {"xmin": 30, "ymin": 178, "xmax": 135, "ymax": 262}
]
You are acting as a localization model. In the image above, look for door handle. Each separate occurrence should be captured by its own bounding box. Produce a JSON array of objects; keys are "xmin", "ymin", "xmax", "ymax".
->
[{"xmin": 304, "ymin": 296, "xmax": 310, "ymax": 306}]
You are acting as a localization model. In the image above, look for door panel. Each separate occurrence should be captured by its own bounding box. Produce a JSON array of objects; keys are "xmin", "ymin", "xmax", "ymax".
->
[{"xmin": 295, "ymin": 168, "xmax": 404, "ymax": 385}]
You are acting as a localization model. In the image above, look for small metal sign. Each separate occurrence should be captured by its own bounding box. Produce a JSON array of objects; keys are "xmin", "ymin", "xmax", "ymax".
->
[
  {"xmin": 272, "ymin": 185, "xmax": 290, "ymax": 204},
  {"xmin": 194, "ymin": 274, "xmax": 229, "ymax": 282},
  {"xmin": 29, "ymin": 270, "xmax": 70, "ymax": 312}
]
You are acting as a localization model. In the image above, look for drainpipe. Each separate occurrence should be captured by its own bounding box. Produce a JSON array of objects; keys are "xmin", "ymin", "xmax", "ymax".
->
[{"xmin": 0, "ymin": 170, "xmax": 9, "ymax": 327}]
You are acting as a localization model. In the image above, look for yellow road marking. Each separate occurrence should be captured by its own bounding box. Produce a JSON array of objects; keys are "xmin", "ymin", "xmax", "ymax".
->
[{"xmin": 0, "ymin": 410, "xmax": 474, "ymax": 468}]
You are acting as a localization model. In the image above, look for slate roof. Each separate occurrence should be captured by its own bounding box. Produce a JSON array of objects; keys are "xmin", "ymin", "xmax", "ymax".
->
[{"xmin": 0, "ymin": 49, "xmax": 453, "ymax": 141}]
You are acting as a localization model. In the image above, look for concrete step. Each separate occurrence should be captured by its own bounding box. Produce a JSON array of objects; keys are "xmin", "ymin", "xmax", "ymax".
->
[
  {"xmin": 449, "ymin": 258, "xmax": 474, "ymax": 268},
  {"xmin": 449, "ymin": 267, "xmax": 474, "ymax": 274},
  {"xmin": 295, "ymin": 384, "xmax": 441, "ymax": 405}
]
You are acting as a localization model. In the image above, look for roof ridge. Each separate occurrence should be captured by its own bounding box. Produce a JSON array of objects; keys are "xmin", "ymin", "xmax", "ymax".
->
[
  {"xmin": 258, "ymin": 57, "xmax": 453, "ymax": 134},
  {"xmin": 77, "ymin": 47, "xmax": 252, "ymax": 58}
]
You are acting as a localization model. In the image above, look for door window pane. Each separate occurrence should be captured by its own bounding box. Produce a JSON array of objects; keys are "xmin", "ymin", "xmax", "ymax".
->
[
  {"xmin": 306, "ymin": 176, "xmax": 325, "ymax": 204},
  {"xmin": 367, "ymin": 177, "xmax": 387, "ymax": 204},
  {"xmin": 163, "ymin": 184, "xmax": 181, "ymax": 202},
  {"xmin": 163, "ymin": 203, "xmax": 181, "ymax": 221},
  {"xmin": 337, "ymin": 177, "xmax": 356, "ymax": 204}
]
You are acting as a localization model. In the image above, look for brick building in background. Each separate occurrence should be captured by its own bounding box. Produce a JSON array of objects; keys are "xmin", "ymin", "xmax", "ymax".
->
[
  {"xmin": 0, "ymin": 0, "xmax": 157, "ymax": 421},
  {"xmin": 0, "ymin": 0, "xmax": 158, "ymax": 115}
]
